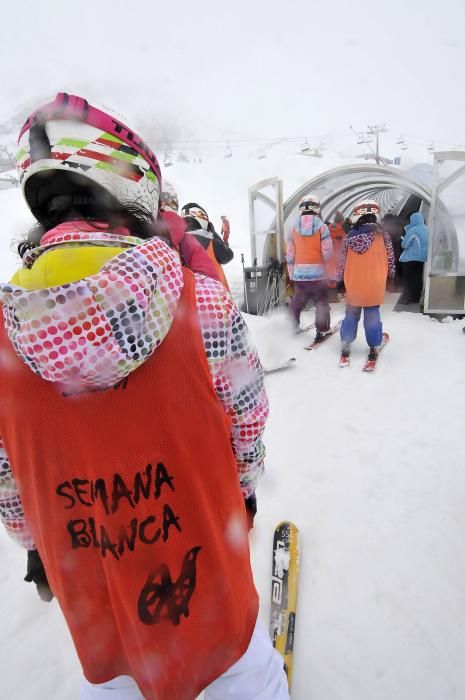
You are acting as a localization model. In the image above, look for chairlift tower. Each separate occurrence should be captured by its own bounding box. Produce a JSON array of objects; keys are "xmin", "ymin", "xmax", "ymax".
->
[
  {"xmin": 350, "ymin": 124, "xmax": 388, "ymax": 165},
  {"xmin": 367, "ymin": 124, "xmax": 387, "ymax": 165}
]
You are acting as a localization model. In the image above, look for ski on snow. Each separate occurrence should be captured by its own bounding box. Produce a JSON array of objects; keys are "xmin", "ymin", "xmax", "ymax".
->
[
  {"xmin": 264, "ymin": 357, "xmax": 296, "ymax": 374},
  {"xmin": 362, "ymin": 332, "xmax": 390, "ymax": 372},
  {"xmin": 339, "ymin": 332, "xmax": 390, "ymax": 370},
  {"xmin": 304, "ymin": 321, "xmax": 341, "ymax": 350},
  {"xmin": 295, "ymin": 322, "xmax": 315, "ymax": 334},
  {"xmin": 270, "ymin": 521, "xmax": 300, "ymax": 692}
]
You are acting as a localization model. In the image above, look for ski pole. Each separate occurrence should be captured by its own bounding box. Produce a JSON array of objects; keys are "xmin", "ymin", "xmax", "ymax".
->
[{"xmin": 241, "ymin": 253, "xmax": 249, "ymax": 314}]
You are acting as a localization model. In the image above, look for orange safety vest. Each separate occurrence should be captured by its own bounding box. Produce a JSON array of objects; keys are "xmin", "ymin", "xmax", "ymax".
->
[
  {"xmin": 329, "ymin": 223, "xmax": 345, "ymax": 243},
  {"xmin": 0, "ymin": 269, "xmax": 257, "ymax": 700},
  {"xmin": 326, "ymin": 223, "xmax": 346, "ymax": 281},
  {"xmin": 344, "ymin": 234, "xmax": 388, "ymax": 307},
  {"xmin": 206, "ymin": 240, "xmax": 231, "ymax": 291},
  {"xmin": 292, "ymin": 228, "xmax": 324, "ymax": 266}
]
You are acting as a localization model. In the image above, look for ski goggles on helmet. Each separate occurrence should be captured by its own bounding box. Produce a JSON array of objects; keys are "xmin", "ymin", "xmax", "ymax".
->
[
  {"xmin": 299, "ymin": 198, "xmax": 321, "ymax": 214},
  {"xmin": 352, "ymin": 202, "xmax": 381, "ymax": 219}
]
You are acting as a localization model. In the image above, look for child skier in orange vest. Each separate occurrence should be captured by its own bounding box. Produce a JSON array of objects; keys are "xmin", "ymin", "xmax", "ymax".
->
[
  {"xmin": 0, "ymin": 93, "xmax": 289, "ymax": 700},
  {"xmin": 286, "ymin": 194, "xmax": 333, "ymax": 342},
  {"xmin": 336, "ymin": 200, "xmax": 395, "ymax": 366}
]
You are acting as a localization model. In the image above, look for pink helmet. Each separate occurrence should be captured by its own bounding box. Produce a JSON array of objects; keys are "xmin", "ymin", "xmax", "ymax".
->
[{"xmin": 17, "ymin": 92, "xmax": 161, "ymax": 223}]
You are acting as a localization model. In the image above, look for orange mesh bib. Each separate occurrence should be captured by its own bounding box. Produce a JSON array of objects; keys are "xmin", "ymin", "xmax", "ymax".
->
[
  {"xmin": 292, "ymin": 229, "xmax": 324, "ymax": 265},
  {"xmin": 0, "ymin": 269, "xmax": 258, "ymax": 700},
  {"xmin": 344, "ymin": 234, "xmax": 388, "ymax": 307}
]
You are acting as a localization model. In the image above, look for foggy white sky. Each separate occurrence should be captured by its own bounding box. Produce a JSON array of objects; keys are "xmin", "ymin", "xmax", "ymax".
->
[{"xmin": 1, "ymin": 0, "xmax": 465, "ymax": 147}]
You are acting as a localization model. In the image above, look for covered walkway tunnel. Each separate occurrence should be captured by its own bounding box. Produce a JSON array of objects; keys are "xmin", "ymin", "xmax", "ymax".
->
[{"xmin": 247, "ymin": 155, "xmax": 465, "ymax": 315}]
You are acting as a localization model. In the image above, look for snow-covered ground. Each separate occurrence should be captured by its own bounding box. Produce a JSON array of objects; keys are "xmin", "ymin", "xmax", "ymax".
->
[
  {"xmin": 1, "ymin": 295, "xmax": 465, "ymax": 699},
  {"xmin": 246, "ymin": 302, "xmax": 465, "ymax": 700},
  {"xmin": 1, "ymin": 167, "xmax": 465, "ymax": 699}
]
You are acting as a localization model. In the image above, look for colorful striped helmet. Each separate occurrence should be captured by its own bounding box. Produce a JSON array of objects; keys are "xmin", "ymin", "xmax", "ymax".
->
[
  {"xmin": 351, "ymin": 200, "xmax": 381, "ymax": 221},
  {"xmin": 16, "ymin": 93, "xmax": 161, "ymax": 223},
  {"xmin": 299, "ymin": 194, "xmax": 321, "ymax": 215}
]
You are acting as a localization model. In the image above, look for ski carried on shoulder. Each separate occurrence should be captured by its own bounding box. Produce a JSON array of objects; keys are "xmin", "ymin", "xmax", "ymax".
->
[
  {"xmin": 304, "ymin": 321, "xmax": 341, "ymax": 351},
  {"xmin": 362, "ymin": 332, "xmax": 390, "ymax": 372},
  {"xmin": 264, "ymin": 357, "xmax": 296, "ymax": 374},
  {"xmin": 270, "ymin": 521, "xmax": 300, "ymax": 692}
]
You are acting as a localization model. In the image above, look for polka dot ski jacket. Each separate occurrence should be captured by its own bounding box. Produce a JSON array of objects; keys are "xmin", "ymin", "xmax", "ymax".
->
[{"xmin": 0, "ymin": 222, "xmax": 268, "ymax": 549}]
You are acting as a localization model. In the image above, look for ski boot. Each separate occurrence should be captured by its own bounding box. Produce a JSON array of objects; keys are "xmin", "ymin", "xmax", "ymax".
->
[
  {"xmin": 362, "ymin": 346, "xmax": 379, "ymax": 372},
  {"xmin": 313, "ymin": 329, "xmax": 331, "ymax": 344},
  {"xmin": 363, "ymin": 334, "xmax": 390, "ymax": 372},
  {"xmin": 339, "ymin": 344, "xmax": 350, "ymax": 368}
]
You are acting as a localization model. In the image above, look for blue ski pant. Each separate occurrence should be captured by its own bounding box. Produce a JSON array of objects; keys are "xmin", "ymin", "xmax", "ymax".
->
[{"xmin": 340, "ymin": 304, "xmax": 382, "ymax": 347}]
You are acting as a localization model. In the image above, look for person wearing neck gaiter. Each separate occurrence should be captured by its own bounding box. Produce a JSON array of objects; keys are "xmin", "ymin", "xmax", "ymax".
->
[{"xmin": 180, "ymin": 202, "xmax": 234, "ymax": 291}]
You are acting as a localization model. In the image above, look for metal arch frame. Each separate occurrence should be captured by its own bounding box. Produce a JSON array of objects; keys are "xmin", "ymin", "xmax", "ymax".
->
[
  {"xmin": 259, "ymin": 164, "xmax": 434, "ymax": 261},
  {"xmin": 435, "ymin": 151, "xmax": 465, "ymax": 195},
  {"xmin": 320, "ymin": 179, "xmax": 428, "ymax": 222},
  {"xmin": 282, "ymin": 164, "xmax": 432, "ymax": 222},
  {"xmin": 250, "ymin": 160, "xmax": 465, "ymax": 314},
  {"xmin": 248, "ymin": 177, "xmax": 284, "ymax": 263}
]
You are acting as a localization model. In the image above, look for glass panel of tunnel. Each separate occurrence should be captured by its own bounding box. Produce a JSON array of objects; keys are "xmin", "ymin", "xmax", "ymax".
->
[
  {"xmin": 248, "ymin": 178, "xmax": 284, "ymax": 264},
  {"xmin": 425, "ymin": 152, "xmax": 465, "ymax": 313},
  {"xmin": 245, "ymin": 178, "xmax": 286, "ymax": 314}
]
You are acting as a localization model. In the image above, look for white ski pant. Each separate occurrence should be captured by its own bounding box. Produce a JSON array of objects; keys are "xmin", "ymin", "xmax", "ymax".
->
[{"xmin": 80, "ymin": 619, "xmax": 290, "ymax": 700}]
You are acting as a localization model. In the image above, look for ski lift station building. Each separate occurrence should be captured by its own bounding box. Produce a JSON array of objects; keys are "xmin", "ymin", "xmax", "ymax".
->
[{"xmin": 248, "ymin": 152, "xmax": 465, "ymax": 316}]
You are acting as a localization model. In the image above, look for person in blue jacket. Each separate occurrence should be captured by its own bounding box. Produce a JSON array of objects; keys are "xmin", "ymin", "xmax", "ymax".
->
[{"xmin": 399, "ymin": 212, "xmax": 429, "ymax": 303}]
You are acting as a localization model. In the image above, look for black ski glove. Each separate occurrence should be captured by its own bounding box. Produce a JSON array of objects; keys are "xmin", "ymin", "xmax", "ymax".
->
[
  {"xmin": 244, "ymin": 493, "xmax": 257, "ymax": 530},
  {"xmin": 212, "ymin": 233, "xmax": 234, "ymax": 264},
  {"xmin": 24, "ymin": 549, "xmax": 54, "ymax": 602}
]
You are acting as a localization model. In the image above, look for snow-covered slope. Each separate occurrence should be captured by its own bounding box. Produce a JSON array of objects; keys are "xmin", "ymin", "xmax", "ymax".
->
[
  {"xmin": 1, "ymin": 299, "xmax": 465, "ymax": 700},
  {"xmin": 248, "ymin": 303, "xmax": 465, "ymax": 700}
]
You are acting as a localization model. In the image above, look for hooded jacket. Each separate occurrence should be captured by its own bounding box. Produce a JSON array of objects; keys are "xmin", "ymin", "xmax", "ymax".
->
[
  {"xmin": 160, "ymin": 210, "xmax": 220, "ymax": 281},
  {"xmin": 286, "ymin": 214, "xmax": 333, "ymax": 281},
  {"xmin": 0, "ymin": 222, "xmax": 267, "ymax": 699},
  {"xmin": 336, "ymin": 223, "xmax": 396, "ymax": 306},
  {"xmin": 400, "ymin": 212, "xmax": 429, "ymax": 263}
]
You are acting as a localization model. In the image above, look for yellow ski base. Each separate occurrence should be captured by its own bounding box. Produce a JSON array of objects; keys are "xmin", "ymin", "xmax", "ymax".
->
[{"xmin": 270, "ymin": 520, "xmax": 300, "ymax": 691}]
